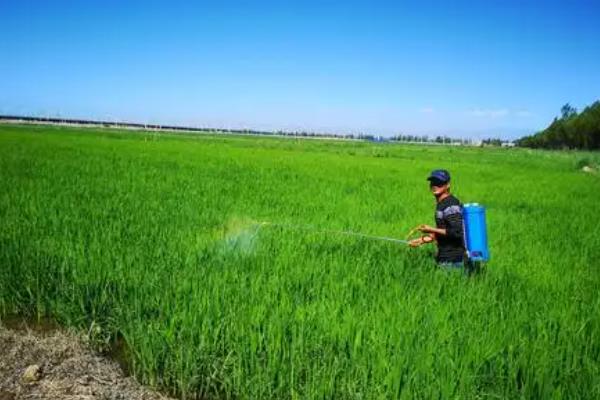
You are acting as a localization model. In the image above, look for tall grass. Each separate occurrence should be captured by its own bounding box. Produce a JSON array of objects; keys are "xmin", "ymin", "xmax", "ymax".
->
[{"xmin": 1, "ymin": 124, "xmax": 599, "ymax": 398}]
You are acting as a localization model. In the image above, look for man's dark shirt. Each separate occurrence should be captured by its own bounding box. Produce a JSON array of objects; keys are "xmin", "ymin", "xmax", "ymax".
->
[{"xmin": 435, "ymin": 194, "xmax": 465, "ymax": 262}]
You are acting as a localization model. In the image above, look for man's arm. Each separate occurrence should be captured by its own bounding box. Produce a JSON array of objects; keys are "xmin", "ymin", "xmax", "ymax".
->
[
  {"xmin": 418, "ymin": 206, "xmax": 463, "ymax": 239},
  {"xmin": 418, "ymin": 225, "xmax": 446, "ymax": 236},
  {"xmin": 443, "ymin": 206, "xmax": 464, "ymax": 240}
]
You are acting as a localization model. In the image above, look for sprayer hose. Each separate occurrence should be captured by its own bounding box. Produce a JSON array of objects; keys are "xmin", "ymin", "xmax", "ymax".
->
[{"xmin": 258, "ymin": 222, "xmax": 411, "ymax": 245}]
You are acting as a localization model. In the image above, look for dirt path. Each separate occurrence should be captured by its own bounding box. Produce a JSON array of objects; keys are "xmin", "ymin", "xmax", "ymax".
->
[{"xmin": 0, "ymin": 322, "xmax": 173, "ymax": 400}]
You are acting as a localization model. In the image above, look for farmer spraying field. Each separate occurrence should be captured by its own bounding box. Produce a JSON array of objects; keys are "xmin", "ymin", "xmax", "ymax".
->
[
  {"xmin": 409, "ymin": 169, "xmax": 466, "ymax": 268},
  {"xmin": 230, "ymin": 167, "xmax": 489, "ymax": 273}
]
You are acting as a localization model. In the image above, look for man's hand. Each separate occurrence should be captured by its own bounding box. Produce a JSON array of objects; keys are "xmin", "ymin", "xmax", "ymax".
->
[
  {"xmin": 408, "ymin": 235, "xmax": 434, "ymax": 247},
  {"xmin": 422, "ymin": 234, "xmax": 434, "ymax": 243},
  {"xmin": 408, "ymin": 238, "xmax": 423, "ymax": 247}
]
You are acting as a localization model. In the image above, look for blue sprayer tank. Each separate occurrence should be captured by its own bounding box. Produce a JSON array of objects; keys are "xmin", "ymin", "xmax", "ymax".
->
[{"xmin": 462, "ymin": 203, "xmax": 490, "ymax": 262}]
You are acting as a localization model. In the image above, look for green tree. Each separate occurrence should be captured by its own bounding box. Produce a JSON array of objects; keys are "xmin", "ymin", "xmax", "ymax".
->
[{"xmin": 560, "ymin": 103, "xmax": 577, "ymax": 119}]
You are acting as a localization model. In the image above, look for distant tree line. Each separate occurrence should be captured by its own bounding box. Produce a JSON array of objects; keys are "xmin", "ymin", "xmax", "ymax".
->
[
  {"xmin": 516, "ymin": 101, "xmax": 600, "ymax": 150},
  {"xmin": 391, "ymin": 134, "xmax": 463, "ymax": 144},
  {"xmin": 481, "ymin": 138, "xmax": 503, "ymax": 146},
  {"xmin": 1, "ymin": 114, "xmax": 513, "ymax": 147},
  {"xmin": 389, "ymin": 134, "xmax": 511, "ymax": 146}
]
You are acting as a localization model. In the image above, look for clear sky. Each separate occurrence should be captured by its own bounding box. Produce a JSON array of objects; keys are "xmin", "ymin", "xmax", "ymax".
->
[{"xmin": 1, "ymin": 1, "xmax": 599, "ymax": 139}]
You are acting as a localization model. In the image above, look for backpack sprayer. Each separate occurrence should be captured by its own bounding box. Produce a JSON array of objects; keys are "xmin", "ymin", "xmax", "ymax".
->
[
  {"xmin": 462, "ymin": 203, "xmax": 490, "ymax": 262},
  {"xmin": 254, "ymin": 203, "xmax": 489, "ymax": 264}
]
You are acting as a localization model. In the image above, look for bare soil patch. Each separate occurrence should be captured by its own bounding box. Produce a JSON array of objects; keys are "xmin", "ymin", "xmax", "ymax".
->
[{"xmin": 0, "ymin": 321, "xmax": 173, "ymax": 400}]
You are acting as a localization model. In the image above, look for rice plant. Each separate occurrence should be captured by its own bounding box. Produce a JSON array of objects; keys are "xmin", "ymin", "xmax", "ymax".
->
[{"xmin": 1, "ymin": 124, "xmax": 599, "ymax": 398}]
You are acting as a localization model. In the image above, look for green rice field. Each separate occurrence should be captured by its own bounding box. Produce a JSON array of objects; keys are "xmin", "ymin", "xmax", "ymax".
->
[{"xmin": 1, "ymin": 124, "xmax": 599, "ymax": 399}]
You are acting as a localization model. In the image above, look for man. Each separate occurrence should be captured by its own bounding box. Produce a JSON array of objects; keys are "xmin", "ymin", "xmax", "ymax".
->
[{"xmin": 409, "ymin": 169, "xmax": 465, "ymax": 267}]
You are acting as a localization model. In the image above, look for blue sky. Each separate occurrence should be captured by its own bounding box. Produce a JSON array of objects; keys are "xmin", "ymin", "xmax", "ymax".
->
[{"xmin": 1, "ymin": 1, "xmax": 599, "ymax": 139}]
